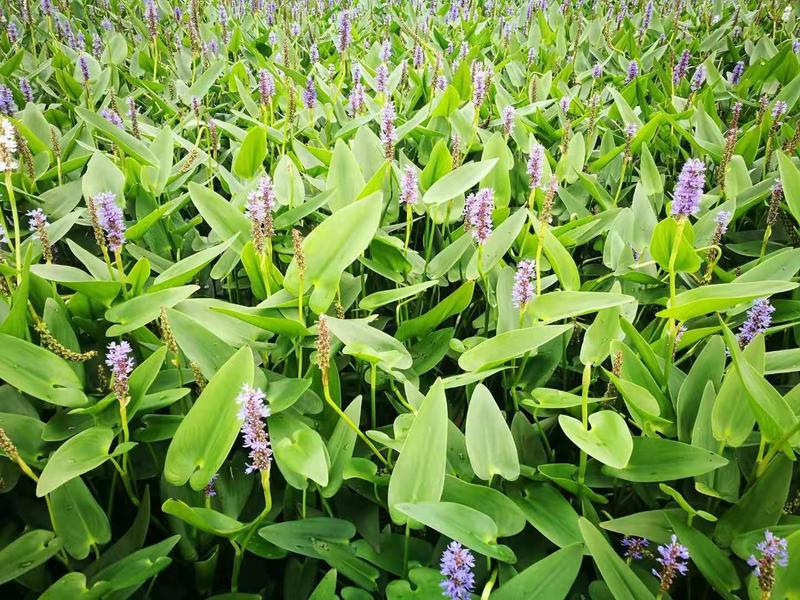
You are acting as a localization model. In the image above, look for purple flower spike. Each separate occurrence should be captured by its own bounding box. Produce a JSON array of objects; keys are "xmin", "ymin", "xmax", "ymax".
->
[
  {"xmin": 748, "ymin": 530, "xmax": 789, "ymax": 596},
  {"xmin": 96, "ymin": 191, "xmax": 126, "ymax": 251},
  {"xmin": 714, "ymin": 210, "xmax": 732, "ymax": 235},
  {"xmin": 380, "ymin": 100, "xmax": 397, "ymax": 160},
  {"xmin": 19, "ymin": 78, "xmax": 34, "ymax": 104},
  {"xmin": 100, "ymin": 108, "xmax": 124, "ymax": 128},
  {"xmin": 237, "ymin": 384, "xmax": 272, "ymax": 474},
  {"xmin": 621, "ymin": 536, "xmax": 650, "ymax": 560},
  {"xmin": 737, "ymin": 298, "xmax": 775, "ymax": 348},
  {"xmin": 652, "ymin": 535, "xmax": 690, "ymax": 593},
  {"xmin": 203, "ymin": 473, "xmax": 219, "ymax": 497},
  {"xmin": 464, "ymin": 188, "xmax": 494, "ymax": 244},
  {"xmin": 310, "ymin": 42, "xmax": 319, "ymax": 64},
  {"xmin": 671, "ymin": 158, "xmax": 706, "ymax": 218},
  {"xmin": 400, "ymin": 166, "xmax": 419, "ymax": 206},
  {"xmin": 0, "ymin": 225, "xmax": 8, "ymax": 245},
  {"xmin": 527, "ymin": 143, "xmax": 545, "ymax": 189},
  {"xmin": 501, "ymin": 105, "xmax": 515, "ymax": 135},
  {"xmin": 673, "ymin": 49, "xmax": 690, "ymax": 85},
  {"xmin": 471, "ymin": 62, "xmax": 489, "ymax": 107},
  {"xmin": 376, "ymin": 63, "xmax": 389, "ymax": 93},
  {"xmin": 246, "ymin": 176, "xmax": 277, "ymax": 254},
  {"xmin": 690, "ymin": 65, "xmax": 706, "ymax": 92},
  {"xmin": 336, "ymin": 10, "xmax": 351, "ymax": 53},
  {"xmin": 258, "ymin": 69, "xmax": 275, "ymax": 105},
  {"xmin": 512, "ymin": 260, "xmax": 535, "ymax": 308},
  {"xmin": 625, "ymin": 60, "xmax": 638, "ymax": 84},
  {"xmin": 592, "ymin": 63, "xmax": 602, "ymax": 78},
  {"xmin": 0, "ymin": 85, "xmax": 18, "ymax": 117},
  {"xmin": 27, "ymin": 208, "xmax": 49, "ymax": 234},
  {"xmin": 439, "ymin": 541, "xmax": 475, "ymax": 600},
  {"xmin": 772, "ymin": 101, "xmax": 788, "ymax": 122},
  {"xmin": 730, "ymin": 61, "xmax": 744, "ymax": 85},
  {"xmin": 303, "ymin": 76, "xmax": 317, "ymax": 109},
  {"xmin": 106, "ymin": 341, "xmax": 134, "ymax": 406}
]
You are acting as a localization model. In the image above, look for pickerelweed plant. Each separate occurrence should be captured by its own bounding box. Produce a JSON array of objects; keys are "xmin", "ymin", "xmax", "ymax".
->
[{"xmin": 0, "ymin": 0, "xmax": 799, "ymax": 598}]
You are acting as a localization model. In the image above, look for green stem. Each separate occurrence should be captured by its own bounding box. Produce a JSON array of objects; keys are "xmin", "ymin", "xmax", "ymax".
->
[
  {"xmin": 370, "ymin": 362, "xmax": 377, "ymax": 430},
  {"xmin": 5, "ymin": 172, "xmax": 21, "ymax": 283},
  {"xmin": 114, "ymin": 249, "xmax": 128, "ymax": 298},
  {"xmin": 323, "ymin": 382, "xmax": 389, "ymax": 466},
  {"xmin": 577, "ymin": 362, "xmax": 592, "ymax": 488},
  {"xmin": 481, "ymin": 567, "xmax": 499, "ymax": 600},
  {"xmin": 231, "ymin": 470, "xmax": 272, "ymax": 592},
  {"xmin": 404, "ymin": 203, "xmax": 412, "ymax": 252}
]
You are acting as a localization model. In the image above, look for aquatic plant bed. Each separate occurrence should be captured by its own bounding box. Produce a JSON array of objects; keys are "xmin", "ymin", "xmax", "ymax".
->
[{"xmin": 0, "ymin": 0, "xmax": 799, "ymax": 598}]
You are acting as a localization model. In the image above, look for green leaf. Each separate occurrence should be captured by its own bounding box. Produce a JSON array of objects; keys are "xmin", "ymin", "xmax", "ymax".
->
[
  {"xmin": 514, "ymin": 484, "xmax": 583, "ymax": 549},
  {"xmin": 420, "ymin": 140, "xmax": 453, "ymax": 190},
  {"xmin": 105, "ymin": 285, "xmax": 199, "ymax": 336},
  {"xmin": 37, "ymin": 427, "xmax": 133, "ymax": 496},
  {"xmin": 51, "ymin": 477, "xmax": 112, "ymax": 559},
  {"xmin": 76, "ymin": 107, "xmax": 157, "ymax": 165},
  {"xmin": 326, "ymin": 316, "xmax": 412, "ymax": 370},
  {"xmin": 528, "ymin": 291, "xmax": 634, "ymax": 323},
  {"xmin": 579, "ymin": 517, "xmax": 655, "ymax": 600},
  {"xmin": 164, "ymin": 346, "xmax": 254, "ymax": 491},
  {"xmin": 388, "ymin": 380, "xmax": 448, "ymax": 525},
  {"xmin": 233, "ymin": 126, "xmax": 267, "ymax": 179},
  {"xmin": 0, "ymin": 530, "xmax": 64, "ymax": 585},
  {"xmin": 466, "ymin": 208, "xmax": 527, "ymax": 279},
  {"xmin": 82, "ymin": 152, "xmax": 124, "ymax": 201},
  {"xmin": 359, "ymin": 280, "xmax": 439, "ymax": 311},
  {"xmin": 720, "ymin": 321, "xmax": 800, "ymax": 450},
  {"xmin": 321, "ymin": 396, "xmax": 362, "ymax": 498},
  {"xmin": 603, "ymin": 437, "xmax": 727, "ymax": 482},
  {"xmin": 150, "ymin": 237, "xmax": 237, "ymax": 291},
  {"xmin": 284, "ymin": 195, "xmax": 382, "ymax": 313},
  {"xmin": 657, "ymin": 281, "xmax": 798, "ymax": 320},
  {"xmin": 188, "ymin": 182, "xmax": 250, "ymax": 252},
  {"xmin": 162, "ymin": 499, "xmax": 246, "ymax": 536},
  {"xmin": 458, "ymin": 324, "xmax": 572, "ymax": 371},
  {"xmin": 465, "ymin": 384, "xmax": 519, "ymax": 481},
  {"xmin": 650, "ymin": 217, "xmax": 701, "ymax": 273},
  {"xmin": 396, "ymin": 281, "xmax": 474, "ymax": 341},
  {"xmin": 327, "ymin": 139, "xmax": 366, "ymax": 211},
  {"xmin": 0, "ymin": 333, "xmax": 87, "ymax": 407},
  {"xmin": 491, "ymin": 544, "xmax": 583, "ymax": 600},
  {"xmin": 778, "ymin": 151, "xmax": 800, "ymax": 224},
  {"xmin": 395, "ymin": 502, "xmax": 516, "ymax": 562},
  {"xmin": 270, "ymin": 411, "xmax": 330, "ymax": 489},
  {"xmin": 422, "ymin": 159, "xmax": 498, "ymax": 205},
  {"xmin": 559, "ymin": 411, "xmax": 633, "ymax": 469},
  {"xmin": 442, "ymin": 475, "xmax": 525, "ymax": 538}
]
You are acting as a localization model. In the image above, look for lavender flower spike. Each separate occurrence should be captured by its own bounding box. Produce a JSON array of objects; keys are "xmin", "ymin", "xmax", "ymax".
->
[
  {"xmin": 303, "ymin": 76, "xmax": 317, "ymax": 109},
  {"xmin": 652, "ymin": 535, "xmax": 690, "ymax": 594},
  {"xmin": 0, "ymin": 117, "xmax": 18, "ymax": 173},
  {"xmin": 512, "ymin": 260, "xmax": 535, "ymax": 308},
  {"xmin": 246, "ymin": 176, "xmax": 277, "ymax": 254},
  {"xmin": 690, "ymin": 65, "xmax": 706, "ymax": 92},
  {"xmin": 106, "ymin": 341, "xmax": 135, "ymax": 406},
  {"xmin": 621, "ymin": 536, "xmax": 650, "ymax": 560},
  {"xmin": 464, "ymin": 188, "xmax": 494, "ymax": 244},
  {"xmin": 671, "ymin": 159, "xmax": 706, "ymax": 218},
  {"xmin": 730, "ymin": 61, "xmax": 744, "ymax": 85},
  {"xmin": 625, "ymin": 60, "xmax": 638, "ymax": 84},
  {"xmin": 400, "ymin": 166, "xmax": 419, "ymax": 205},
  {"xmin": 237, "ymin": 384, "xmax": 272, "ymax": 474},
  {"xmin": 380, "ymin": 100, "xmax": 397, "ymax": 160},
  {"xmin": 0, "ymin": 85, "xmax": 18, "ymax": 116},
  {"xmin": 714, "ymin": 210, "xmax": 732, "ymax": 235},
  {"xmin": 673, "ymin": 49, "xmax": 690, "ymax": 84},
  {"xmin": 528, "ymin": 143, "xmax": 545, "ymax": 189},
  {"xmin": 748, "ymin": 530, "xmax": 789, "ymax": 597},
  {"xmin": 737, "ymin": 298, "xmax": 775, "ymax": 348},
  {"xmin": 258, "ymin": 69, "xmax": 275, "ymax": 105},
  {"xmin": 0, "ymin": 225, "xmax": 8, "ymax": 245},
  {"xmin": 439, "ymin": 541, "xmax": 475, "ymax": 600},
  {"xmin": 501, "ymin": 105, "xmax": 515, "ymax": 136},
  {"xmin": 96, "ymin": 191, "xmax": 126, "ymax": 251}
]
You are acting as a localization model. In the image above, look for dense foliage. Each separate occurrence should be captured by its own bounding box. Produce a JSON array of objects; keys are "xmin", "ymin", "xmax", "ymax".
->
[{"xmin": 0, "ymin": 0, "xmax": 799, "ymax": 598}]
